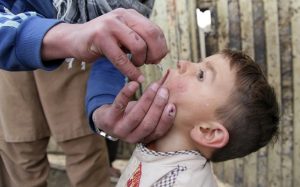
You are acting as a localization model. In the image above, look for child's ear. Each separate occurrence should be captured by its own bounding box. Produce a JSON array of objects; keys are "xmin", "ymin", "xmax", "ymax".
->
[{"xmin": 190, "ymin": 122, "xmax": 229, "ymax": 149}]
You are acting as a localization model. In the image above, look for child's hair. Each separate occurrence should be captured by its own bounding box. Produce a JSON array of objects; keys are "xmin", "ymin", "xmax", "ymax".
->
[{"xmin": 210, "ymin": 49, "xmax": 280, "ymax": 162}]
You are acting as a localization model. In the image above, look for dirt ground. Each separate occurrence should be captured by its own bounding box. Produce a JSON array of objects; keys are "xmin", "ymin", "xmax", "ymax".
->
[
  {"xmin": 48, "ymin": 167, "xmax": 119, "ymax": 187},
  {"xmin": 47, "ymin": 154, "xmax": 128, "ymax": 187}
]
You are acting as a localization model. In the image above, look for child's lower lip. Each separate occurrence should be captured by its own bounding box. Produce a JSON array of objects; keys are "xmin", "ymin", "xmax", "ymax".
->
[{"xmin": 159, "ymin": 69, "xmax": 170, "ymax": 85}]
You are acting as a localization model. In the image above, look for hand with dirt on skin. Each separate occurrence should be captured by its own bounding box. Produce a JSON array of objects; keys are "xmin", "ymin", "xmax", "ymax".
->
[{"xmin": 42, "ymin": 8, "xmax": 168, "ymax": 83}]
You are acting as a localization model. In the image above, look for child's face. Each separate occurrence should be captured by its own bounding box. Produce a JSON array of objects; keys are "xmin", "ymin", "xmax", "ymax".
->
[{"xmin": 161, "ymin": 54, "xmax": 236, "ymax": 128}]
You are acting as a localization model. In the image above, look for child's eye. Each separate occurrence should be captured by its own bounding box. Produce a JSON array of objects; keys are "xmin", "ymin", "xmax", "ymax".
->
[{"xmin": 198, "ymin": 69, "xmax": 205, "ymax": 81}]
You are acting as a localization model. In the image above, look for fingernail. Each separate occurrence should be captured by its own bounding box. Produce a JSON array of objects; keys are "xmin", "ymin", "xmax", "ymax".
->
[
  {"xmin": 138, "ymin": 75, "xmax": 145, "ymax": 83},
  {"xmin": 167, "ymin": 104, "xmax": 176, "ymax": 117},
  {"xmin": 150, "ymin": 83, "xmax": 159, "ymax": 91},
  {"xmin": 158, "ymin": 88, "xmax": 168, "ymax": 99}
]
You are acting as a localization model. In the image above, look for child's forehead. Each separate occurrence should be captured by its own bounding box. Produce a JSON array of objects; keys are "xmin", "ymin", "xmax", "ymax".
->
[
  {"xmin": 205, "ymin": 54, "xmax": 237, "ymax": 83},
  {"xmin": 200, "ymin": 54, "xmax": 231, "ymax": 69},
  {"xmin": 202, "ymin": 54, "xmax": 224, "ymax": 62}
]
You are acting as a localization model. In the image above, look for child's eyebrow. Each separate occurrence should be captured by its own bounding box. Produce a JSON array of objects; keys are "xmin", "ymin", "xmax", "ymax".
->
[{"xmin": 205, "ymin": 61, "xmax": 216, "ymax": 82}]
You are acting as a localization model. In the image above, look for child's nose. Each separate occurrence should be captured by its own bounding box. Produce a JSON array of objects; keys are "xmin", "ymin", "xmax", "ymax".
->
[{"xmin": 177, "ymin": 60, "xmax": 190, "ymax": 74}]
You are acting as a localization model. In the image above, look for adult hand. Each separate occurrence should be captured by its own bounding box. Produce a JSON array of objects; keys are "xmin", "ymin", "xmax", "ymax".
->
[
  {"xmin": 42, "ymin": 8, "xmax": 168, "ymax": 82},
  {"xmin": 92, "ymin": 81, "xmax": 176, "ymax": 144}
]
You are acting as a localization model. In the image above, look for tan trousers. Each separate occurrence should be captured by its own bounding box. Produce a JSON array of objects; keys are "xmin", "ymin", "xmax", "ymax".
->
[
  {"xmin": 0, "ymin": 134, "xmax": 111, "ymax": 187},
  {"xmin": 0, "ymin": 61, "xmax": 111, "ymax": 187},
  {"xmin": 0, "ymin": 62, "xmax": 94, "ymax": 142}
]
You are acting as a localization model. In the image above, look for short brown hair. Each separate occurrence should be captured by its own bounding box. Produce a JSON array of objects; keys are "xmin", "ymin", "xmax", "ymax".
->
[{"xmin": 210, "ymin": 49, "xmax": 279, "ymax": 162}]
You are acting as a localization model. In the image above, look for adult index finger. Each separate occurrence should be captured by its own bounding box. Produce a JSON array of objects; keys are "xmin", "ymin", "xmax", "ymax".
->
[
  {"xmin": 110, "ymin": 81, "xmax": 139, "ymax": 118},
  {"xmin": 125, "ymin": 87, "xmax": 169, "ymax": 143},
  {"xmin": 113, "ymin": 82, "xmax": 160, "ymax": 138},
  {"xmin": 99, "ymin": 35, "xmax": 144, "ymax": 82}
]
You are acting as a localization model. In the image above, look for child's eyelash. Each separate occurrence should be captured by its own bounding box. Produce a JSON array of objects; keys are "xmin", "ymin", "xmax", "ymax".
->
[{"xmin": 198, "ymin": 69, "xmax": 205, "ymax": 81}]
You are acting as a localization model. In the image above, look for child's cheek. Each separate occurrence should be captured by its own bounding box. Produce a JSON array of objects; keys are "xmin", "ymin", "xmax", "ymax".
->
[
  {"xmin": 164, "ymin": 77, "xmax": 187, "ymax": 95},
  {"xmin": 173, "ymin": 80, "xmax": 187, "ymax": 93}
]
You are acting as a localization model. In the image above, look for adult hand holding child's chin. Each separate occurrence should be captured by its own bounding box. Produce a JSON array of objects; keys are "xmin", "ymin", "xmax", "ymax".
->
[{"xmin": 92, "ymin": 80, "xmax": 176, "ymax": 144}]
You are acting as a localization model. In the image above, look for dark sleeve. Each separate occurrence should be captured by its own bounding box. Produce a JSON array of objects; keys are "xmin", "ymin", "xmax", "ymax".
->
[
  {"xmin": 85, "ymin": 57, "xmax": 126, "ymax": 132},
  {"xmin": 0, "ymin": 1, "xmax": 63, "ymax": 71}
]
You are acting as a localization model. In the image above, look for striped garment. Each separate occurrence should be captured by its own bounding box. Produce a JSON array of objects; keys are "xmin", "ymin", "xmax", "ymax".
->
[
  {"xmin": 53, "ymin": 0, "xmax": 154, "ymax": 23},
  {"xmin": 0, "ymin": 0, "xmax": 61, "ymax": 71},
  {"xmin": 0, "ymin": 10, "xmax": 37, "ymax": 28}
]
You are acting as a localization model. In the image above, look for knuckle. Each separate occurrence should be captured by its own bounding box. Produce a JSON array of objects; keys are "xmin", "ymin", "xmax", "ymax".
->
[
  {"xmin": 145, "ymin": 25, "xmax": 160, "ymax": 38},
  {"xmin": 148, "ymin": 47, "xmax": 167, "ymax": 63},
  {"xmin": 131, "ymin": 41, "xmax": 147, "ymax": 55},
  {"xmin": 111, "ymin": 53, "xmax": 129, "ymax": 67},
  {"xmin": 102, "ymin": 16, "xmax": 117, "ymax": 26},
  {"xmin": 131, "ymin": 59, "xmax": 143, "ymax": 67},
  {"xmin": 125, "ymin": 68, "xmax": 138, "ymax": 80},
  {"xmin": 113, "ymin": 8, "xmax": 126, "ymax": 14},
  {"xmin": 141, "ymin": 123, "xmax": 155, "ymax": 134},
  {"xmin": 113, "ymin": 102, "xmax": 125, "ymax": 111},
  {"xmin": 138, "ymin": 106, "xmax": 149, "ymax": 117},
  {"xmin": 119, "ymin": 90, "xmax": 131, "ymax": 100},
  {"xmin": 116, "ymin": 91, "xmax": 131, "ymax": 103},
  {"xmin": 127, "ymin": 116, "xmax": 141, "ymax": 127},
  {"xmin": 92, "ymin": 26, "xmax": 109, "ymax": 43},
  {"xmin": 133, "ymin": 117, "xmax": 142, "ymax": 126},
  {"xmin": 127, "ymin": 8, "xmax": 138, "ymax": 14},
  {"xmin": 156, "ymin": 50, "xmax": 168, "ymax": 61}
]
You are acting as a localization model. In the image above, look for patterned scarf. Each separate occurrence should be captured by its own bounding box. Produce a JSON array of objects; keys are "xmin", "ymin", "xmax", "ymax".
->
[{"xmin": 53, "ymin": 0, "xmax": 154, "ymax": 23}]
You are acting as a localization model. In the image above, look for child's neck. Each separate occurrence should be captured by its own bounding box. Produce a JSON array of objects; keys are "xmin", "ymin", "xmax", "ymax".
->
[{"xmin": 146, "ymin": 124, "xmax": 197, "ymax": 152}]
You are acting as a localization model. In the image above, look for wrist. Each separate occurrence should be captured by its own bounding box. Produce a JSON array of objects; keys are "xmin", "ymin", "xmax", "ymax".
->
[
  {"xmin": 41, "ymin": 23, "xmax": 77, "ymax": 61},
  {"xmin": 95, "ymin": 127, "xmax": 119, "ymax": 141},
  {"xmin": 92, "ymin": 109, "xmax": 119, "ymax": 141}
]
